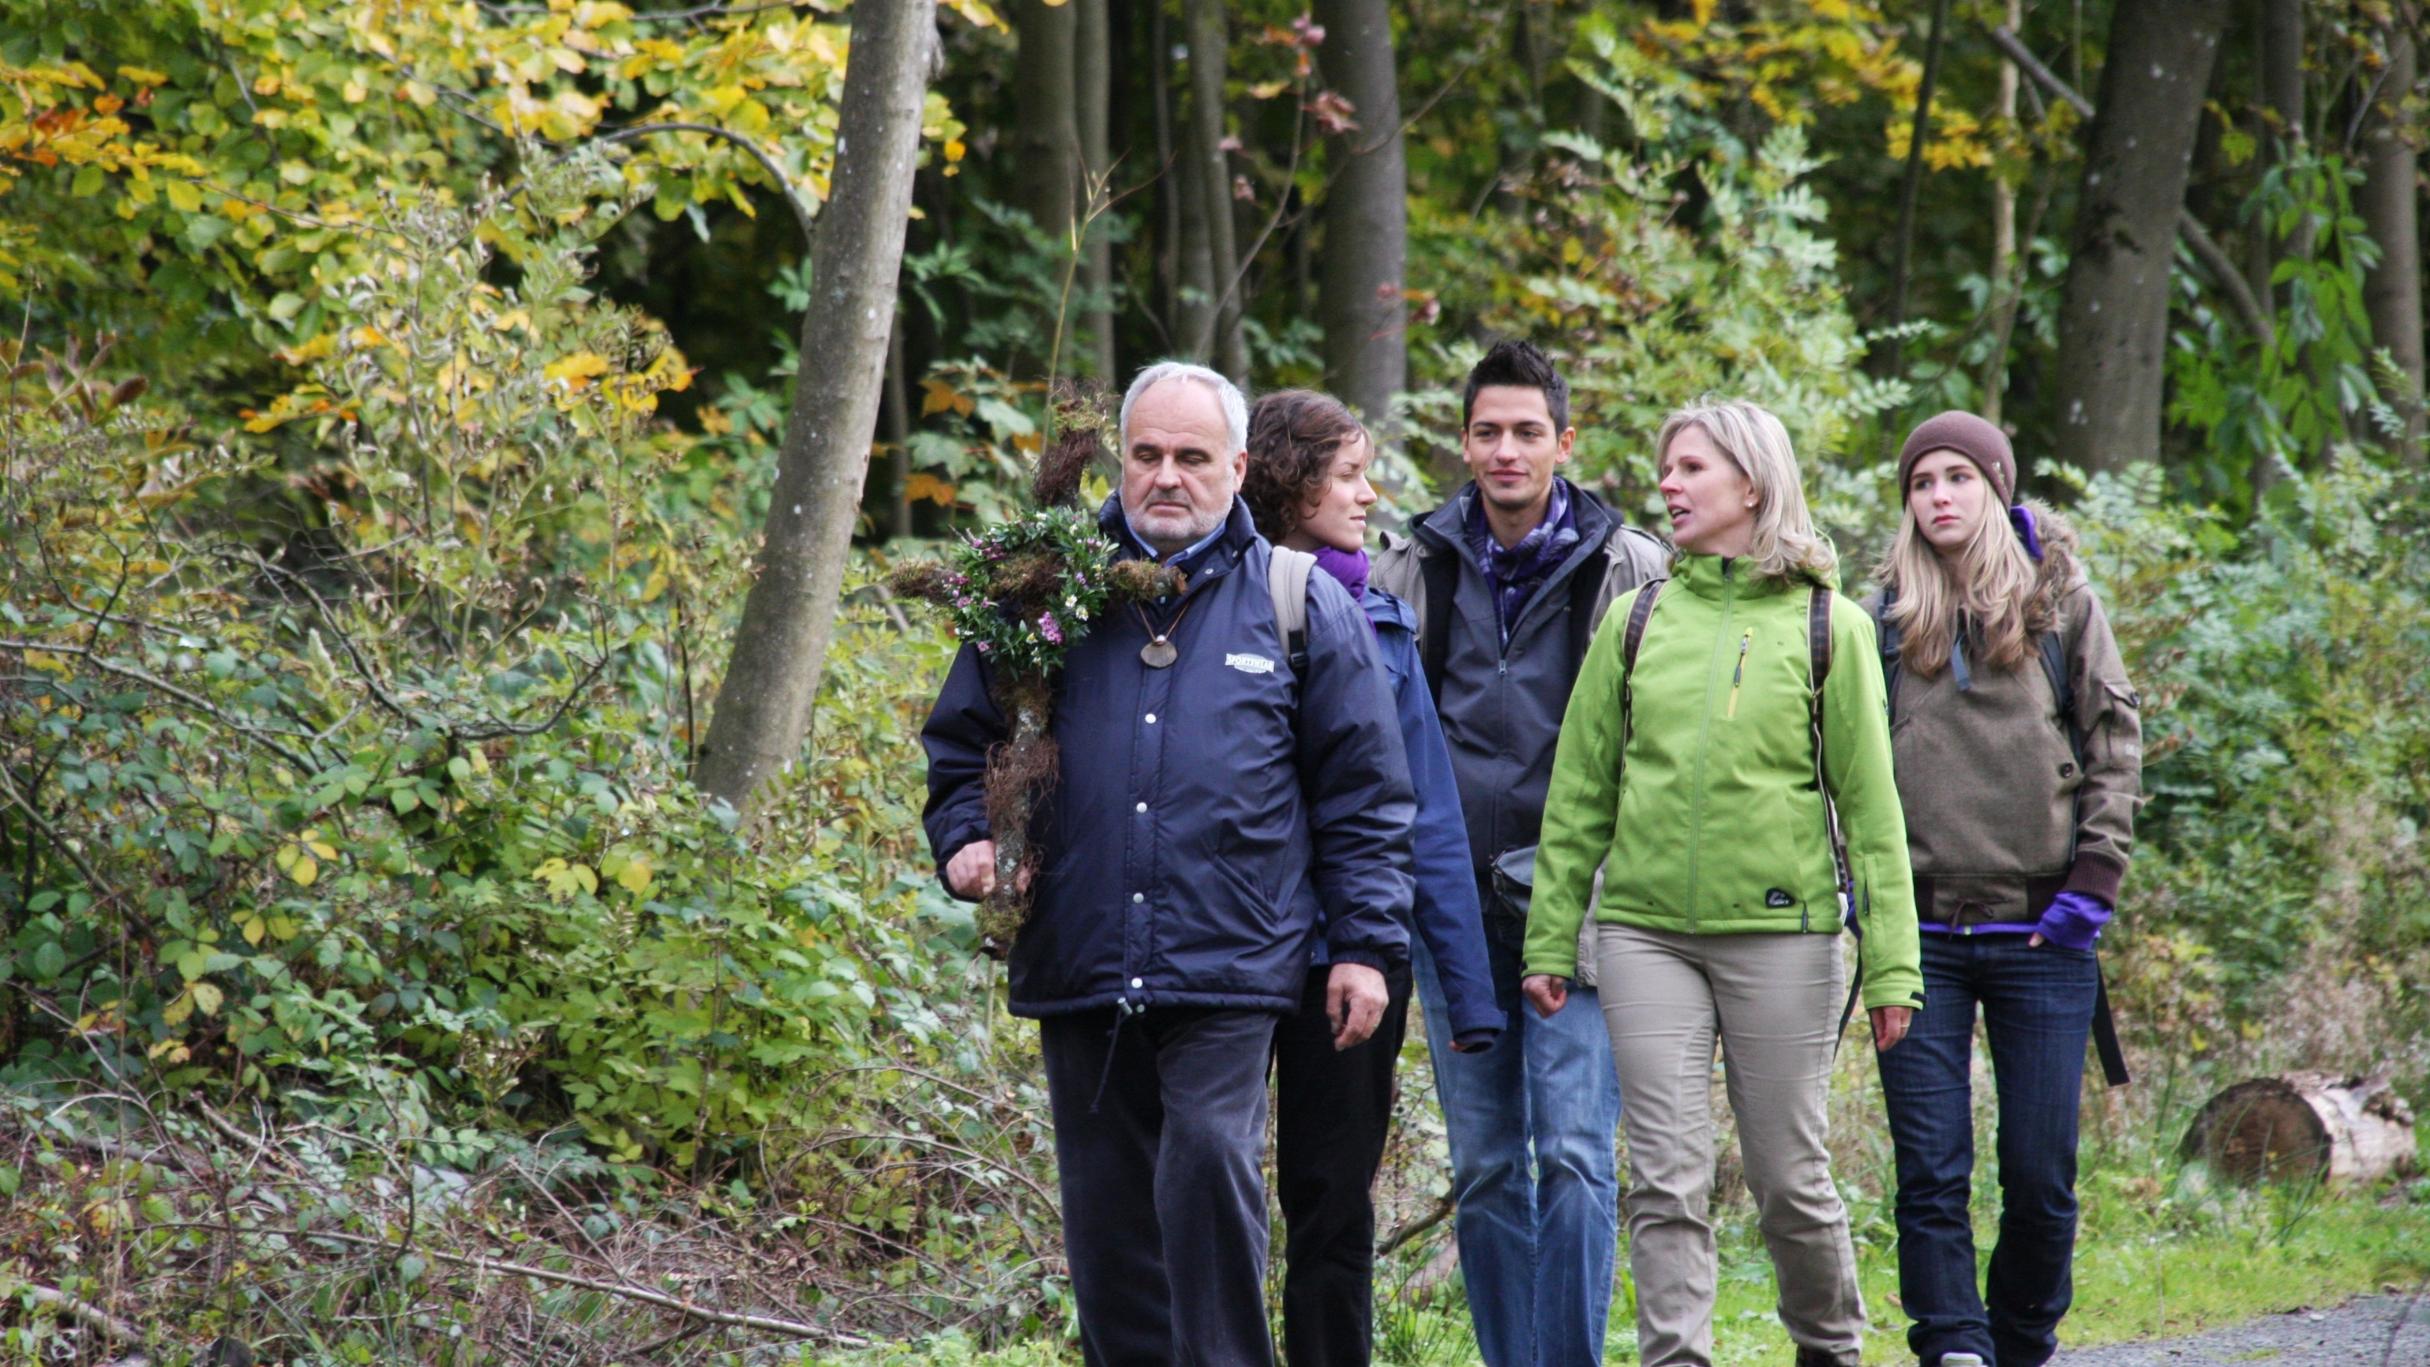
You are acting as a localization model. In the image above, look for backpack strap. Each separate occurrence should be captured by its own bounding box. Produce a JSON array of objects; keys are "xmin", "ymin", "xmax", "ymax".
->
[
  {"xmin": 1418, "ymin": 541, "xmax": 1458, "ymax": 704},
  {"xmin": 1617, "ymin": 578, "xmax": 1666, "ymax": 742},
  {"xmin": 1871, "ymin": 584, "xmax": 1904, "ymax": 723},
  {"xmin": 1268, "ymin": 543, "xmax": 1313, "ymax": 673},
  {"xmin": 1808, "ymin": 586, "xmax": 1864, "ymax": 1052}
]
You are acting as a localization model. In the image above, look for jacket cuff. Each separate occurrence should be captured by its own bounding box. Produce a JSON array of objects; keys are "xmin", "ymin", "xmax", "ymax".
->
[
  {"xmin": 1452, "ymin": 1026, "xmax": 1502, "ymax": 1052},
  {"xmin": 2062, "ymin": 853, "xmax": 2126, "ymax": 904},
  {"xmin": 1328, "ymin": 949, "xmax": 1394, "ymax": 974}
]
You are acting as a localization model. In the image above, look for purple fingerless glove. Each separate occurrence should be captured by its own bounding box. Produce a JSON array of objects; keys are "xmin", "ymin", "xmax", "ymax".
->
[{"xmin": 2035, "ymin": 890, "xmax": 2111, "ymax": 950}]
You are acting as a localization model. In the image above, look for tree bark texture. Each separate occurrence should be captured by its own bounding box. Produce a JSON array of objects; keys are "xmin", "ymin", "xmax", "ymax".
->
[
  {"xmin": 1012, "ymin": 0, "xmax": 1081, "ymax": 379},
  {"xmin": 1182, "ymin": 0, "xmax": 1248, "ymax": 380},
  {"xmin": 2051, "ymin": 0, "xmax": 2229, "ymax": 475},
  {"xmin": 1313, "ymin": 0, "xmax": 1408, "ymax": 429},
  {"xmin": 693, "ymin": 0, "xmax": 937, "ymax": 815},
  {"xmin": 1880, "ymin": 0, "xmax": 1953, "ymax": 374},
  {"xmin": 1075, "ymin": 0, "xmax": 1118, "ymax": 381},
  {"xmin": 1981, "ymin": 0, "xmax": 2022, "ymax": 423},
  {"xmin": 2359, "ymin": 22, "xmax": 2424, "ymax": 450}
]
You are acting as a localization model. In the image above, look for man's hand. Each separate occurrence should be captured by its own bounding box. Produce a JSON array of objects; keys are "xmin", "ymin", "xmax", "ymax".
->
[
  {"xmin": 1520, "ymin": 973, "xmax": 1568, "ymax": 1019},
  {"xmin": 945, "ymin": 840, "xmax": 997, "ymax": 898},
  {"xmin": 1326, "ymin": 962, "xmax": 1389, "ymax": 1050},
  {"xmin": 1870, "ymin": 1005, "xmax": 1913, "ymax": 1052}
]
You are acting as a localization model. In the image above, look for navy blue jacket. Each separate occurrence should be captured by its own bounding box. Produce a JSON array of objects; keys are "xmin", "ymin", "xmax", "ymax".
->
[
  {"xmin": 1308, "ymin": 588, "xmax": 1502, "ymax": 1043},
  {"xmin": 921, "ymin": 498, "xmax": 1416, "ymax": 1018}
]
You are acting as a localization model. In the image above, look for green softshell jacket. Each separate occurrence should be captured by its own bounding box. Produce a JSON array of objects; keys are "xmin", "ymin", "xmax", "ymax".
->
[{"xmin": 1521, "ymin": 553, "xmax": 1925, "ymax": 1012}]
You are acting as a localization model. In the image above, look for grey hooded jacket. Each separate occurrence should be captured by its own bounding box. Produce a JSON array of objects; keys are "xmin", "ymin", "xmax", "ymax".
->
[{"xmin": 1372, "ymin": 481, "xmax": 1668, "ymax": 978}]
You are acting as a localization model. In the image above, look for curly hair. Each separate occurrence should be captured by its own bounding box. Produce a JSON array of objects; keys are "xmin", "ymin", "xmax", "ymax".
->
[{"xmin": 1240, "ymin": 389, "xmax": 1367, "ymax": 542}]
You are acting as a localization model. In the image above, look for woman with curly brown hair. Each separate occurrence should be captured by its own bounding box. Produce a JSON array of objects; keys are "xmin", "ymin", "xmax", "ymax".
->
[{"xmin": 1241, "ymin": 389, "xmax": 1500, "ymax": 1367}]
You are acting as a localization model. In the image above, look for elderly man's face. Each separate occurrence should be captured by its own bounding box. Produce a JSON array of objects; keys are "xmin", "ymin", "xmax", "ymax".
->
[{"xmin": 1122, "ymin": 378, "xmax": 1245, "ymax": 555}]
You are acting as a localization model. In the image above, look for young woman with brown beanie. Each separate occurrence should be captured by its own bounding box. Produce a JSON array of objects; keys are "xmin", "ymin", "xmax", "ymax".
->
[{"xmin": 1866, "ymin": 411, "xmax": 2144, "ymax": 1367}]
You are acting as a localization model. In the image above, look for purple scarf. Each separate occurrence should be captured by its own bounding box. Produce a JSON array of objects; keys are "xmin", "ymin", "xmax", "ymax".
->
[
  {"xmin": 1312, "ymin": 544, "xmax": 1370, "ymax": 601},
  {"xmin": 1466, "ymin": 479, "xmax": 1579, "ymax": 645}
]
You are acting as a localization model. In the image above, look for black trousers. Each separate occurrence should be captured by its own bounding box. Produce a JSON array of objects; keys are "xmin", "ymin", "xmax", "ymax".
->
[
  {"xmin": 1039, "ymin": 1006, "xmax": 1281, "ymax": 1367},
  {"xmin": 1272, "ymin": 966, "xmax": 1415, "ymax": 1367}
]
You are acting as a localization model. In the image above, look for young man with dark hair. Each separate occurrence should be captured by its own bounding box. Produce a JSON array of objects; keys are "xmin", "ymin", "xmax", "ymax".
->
[{"xmin": 1372, "ymin": 339, "xmax": 1668, "ymax": 1367}]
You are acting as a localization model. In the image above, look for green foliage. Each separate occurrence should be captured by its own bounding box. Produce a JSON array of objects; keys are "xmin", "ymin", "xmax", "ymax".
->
[
  {"xmin": 1406, "ymin": 17, "xmax": 1907, "ymax": 536},
  {"xmin": 2070, "ymin": 460, "xmax": 2430, "ymax": 1069},
  {"xmin": 2168, "ymin": 149, "xmax": 2393, "ymax": 507}
]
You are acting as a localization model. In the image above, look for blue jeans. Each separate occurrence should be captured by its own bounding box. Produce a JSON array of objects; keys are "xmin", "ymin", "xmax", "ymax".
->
[
  {"xmin": 1875, "ymin": 933, "xmax": 2099, "ymax": 1367},
  {"xmin": 1414, "ymin": 922, "xmax": 1622, "ymax": 1367}
]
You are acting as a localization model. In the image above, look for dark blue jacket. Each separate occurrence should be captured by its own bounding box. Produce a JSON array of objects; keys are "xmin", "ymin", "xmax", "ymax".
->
[
  {"xmin": 921, "ymin": 498, "xmax": 1415, "ymax": 1018},
  {"xmin": 1309, "ymin": 588, "xmax": 1501, "ymax": 1042}
]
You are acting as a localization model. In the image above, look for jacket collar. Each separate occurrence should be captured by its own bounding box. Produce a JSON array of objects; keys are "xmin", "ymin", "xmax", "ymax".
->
[
  {"xmin": 1669, "ymin": 551, "xmax": 1838, "ymax": 600},
  {"xmin": 1416, "ymin": 477, "xmax": 1615, "ymax": 562},
  {"xmin": 1099, "ymin": 493, "xmax": 1260, "ymax": 585}
]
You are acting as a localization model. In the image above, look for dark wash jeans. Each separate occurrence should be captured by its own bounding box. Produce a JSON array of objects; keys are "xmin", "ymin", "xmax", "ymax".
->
[
  {"xmin": 1039, "ymin": 1006, "xmax": 1281, "ymax": 1367},
  {"xmin": 1875, "ymin": 932, "xmax": 2099, "ymax": 1367},
  {"xmin": 1272, "ymin": 965, "xmax": 1415, "ymax": 1367}
]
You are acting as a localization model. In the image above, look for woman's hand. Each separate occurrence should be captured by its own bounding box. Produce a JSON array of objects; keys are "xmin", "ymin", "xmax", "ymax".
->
[
  {"xmin": 1520, "ymin": 973, "xmax": 1569, "ymax": 1019},
  {"xmin": 1870, "ymin": 1004, "xmax": 1913, "ymax": 1052}
]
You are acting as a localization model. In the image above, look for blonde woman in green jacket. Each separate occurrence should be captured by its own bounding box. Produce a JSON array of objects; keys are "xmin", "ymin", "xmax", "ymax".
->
[{"xmin": 1520, "ymin": 399, "xmax": 1924, "ymax": 1367}]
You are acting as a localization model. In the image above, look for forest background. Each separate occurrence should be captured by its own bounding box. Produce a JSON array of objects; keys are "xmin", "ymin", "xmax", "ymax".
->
[{"xmin": 2, "ymin": 0, "xmax": 2427, "ymax": 1363}]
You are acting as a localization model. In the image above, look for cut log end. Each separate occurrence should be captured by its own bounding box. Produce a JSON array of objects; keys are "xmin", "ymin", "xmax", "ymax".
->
[{"xmin": 2181, "ymin": 1072, "xmax": 2419, "ymax": 1186}]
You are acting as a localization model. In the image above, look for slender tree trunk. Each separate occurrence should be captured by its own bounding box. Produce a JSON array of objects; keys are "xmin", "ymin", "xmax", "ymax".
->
[
  {"xmin": 2052, "ymin": 0, "xmax": 2229, "ymax": 476},
  {"xmin": 693, "ymin": 1, "xmax": 937, "ymax": 815},
  {"xmin": 1879, "ymin": 0, "xmax": 1954, "ymax": 375},
  {"xmin": 2360, "ymin": 20, "xmax": 2425, "ymax": 451},
  {"xmin": 1313, "ymin": 0, "xmax": 1408, "ymax": 430},
  {"xmin": 1013, "ymin": 0, "xmax": 1080, "ymax": 378},
  {"xmin": 1982, "ymin": 0, "xmax": 2023, "ymax": 423},
  {"xmin": 883, "ymin": 321, "xmax": 912, "ymax": 539},
  {"xmin": 1182, "ymin": 0, "xmax": 1247, "ymax": 381},
  {"xmin": 1075, "ymin": 0, "xmax": 1117, "ymax": 381},
  {"xmin": 1152, "ymin": 0, "xmax": 1182, "ymax": 345}
]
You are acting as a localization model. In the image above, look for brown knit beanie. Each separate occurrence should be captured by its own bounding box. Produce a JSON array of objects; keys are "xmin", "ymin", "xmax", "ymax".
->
[{"xmin": 1896, "ymin": 411, "xmax": 2016, "ymax": 507}]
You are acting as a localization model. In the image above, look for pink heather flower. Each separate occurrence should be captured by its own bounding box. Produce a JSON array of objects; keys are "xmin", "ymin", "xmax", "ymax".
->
[
  {"xmin": 975, "ymin": 640, "xmax": 992, "ymax": 652},
  {"xmin": 1038, "ymin": 612, "xmax": 1064, "ymax": 645}
]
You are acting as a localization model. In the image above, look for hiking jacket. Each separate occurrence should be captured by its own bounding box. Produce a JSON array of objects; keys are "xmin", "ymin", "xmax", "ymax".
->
[
  {"xmin": 1860, "ymin": 506, "xmax": 2142, "ymax": 928},
  {"xmin": 1521, "ymin": 553, "xmax": 1926, "ymax": 1013},
  {"xmin": 1370, "ymin": 482, "xmax": 1671, "ymax": 883},
  {"xmin": 1315, "ymin": 586, "xmax": 1500, "ymax": 1041},
  {"xmin": 921, "ymin": 497, "xmax": 1415, "ymax": 1018}
]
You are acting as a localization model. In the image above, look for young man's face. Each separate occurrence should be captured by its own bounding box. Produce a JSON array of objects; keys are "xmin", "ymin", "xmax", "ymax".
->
[{"xmin": 1461, "ymin": 384, "xmax": 1575, "ymax": 522}]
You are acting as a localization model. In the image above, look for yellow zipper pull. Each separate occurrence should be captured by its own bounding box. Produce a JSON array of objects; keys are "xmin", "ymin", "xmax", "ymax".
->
[{"xmin": 1727, "ymin": 629, "xmax": 1751, "ymax": 719}]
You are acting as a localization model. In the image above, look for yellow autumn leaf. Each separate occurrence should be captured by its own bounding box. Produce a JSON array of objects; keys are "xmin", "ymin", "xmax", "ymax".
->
[
  {"xmin": 288, "ymin": 852, "xmax": 318, "ymax": 887},
  {"xmin": 192, "ymin": 982, "xmax": 224, "ymax": 1016},
  {"xmin": 615, "ymin": 855, "xmax": 652, "ymax": 894},
  {"xmin": 639, "ymin": 566, "xmax": 669, "ymax": 603},
  {"xmin": 162, "ymin": 988, "xmax": 194, "ymax": 1027},
  {"xmin": 905, "ymin": 472, "xmax": 957, "ymax": 507},
  {"xmin": 118, "ymin": 65, "xmax": 171, "ymax": 86},
  {"xmin": 544, "ymin": 351, "xmax": 612, "ymax": 388},
  {"xmin": 242, "ymin": 915, "xmax": 266, "ymax": 947}
]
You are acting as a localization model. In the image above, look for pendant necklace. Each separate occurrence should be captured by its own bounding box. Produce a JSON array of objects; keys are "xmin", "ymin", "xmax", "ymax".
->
[{"xmin": 1135, "ymin": 593, "xmax": 1199, "ymax": 669}]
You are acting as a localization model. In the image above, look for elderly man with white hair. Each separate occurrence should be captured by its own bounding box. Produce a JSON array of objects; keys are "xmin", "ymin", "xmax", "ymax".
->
[{"xmin": 922, "ymin": 362, "xmax": 1416, "ymax": 1366}]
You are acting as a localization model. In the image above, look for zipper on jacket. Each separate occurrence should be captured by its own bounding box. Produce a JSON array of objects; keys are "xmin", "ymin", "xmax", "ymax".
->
[
  {"xmin": 1726, "ymin": 630, "xmax": 1751, "ymax": 719},
  {"xmin": 1684, "ymin": 572, "xmax": 1738, "ymax": 933}
]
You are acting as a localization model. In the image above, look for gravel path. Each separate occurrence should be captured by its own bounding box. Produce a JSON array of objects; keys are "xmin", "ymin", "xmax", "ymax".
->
[{"xmin": 2052, "ymin": 1293, "xmax": 2430, "ymax": 1365}]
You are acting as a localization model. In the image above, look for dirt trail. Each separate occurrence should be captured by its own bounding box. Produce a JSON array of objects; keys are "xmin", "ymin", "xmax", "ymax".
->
[{"xmin": 2052, "ymin": 1293, "xmax": 2430, "ymax": 1365}]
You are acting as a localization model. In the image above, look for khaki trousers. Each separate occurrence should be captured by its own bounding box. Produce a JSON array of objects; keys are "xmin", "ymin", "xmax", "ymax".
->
[{"xmin": 1594, "ymin": 922, "xmax": 1866, "ymax": 1367}]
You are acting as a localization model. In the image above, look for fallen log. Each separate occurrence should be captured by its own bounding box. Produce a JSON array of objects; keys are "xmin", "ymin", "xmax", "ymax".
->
[{"xmin": 2179, "ymin": 1071, "xmax": 2418, "ymax": 1185}]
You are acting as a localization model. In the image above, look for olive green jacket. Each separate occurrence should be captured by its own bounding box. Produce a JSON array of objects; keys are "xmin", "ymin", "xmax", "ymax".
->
[
  {"xmin": 1862, "ymin": 506, "xmax": 2143, "ymax": 926},
  {"xmin": 1522, "ymin": 553, "xmax": 1925, "ymax": 1012}
]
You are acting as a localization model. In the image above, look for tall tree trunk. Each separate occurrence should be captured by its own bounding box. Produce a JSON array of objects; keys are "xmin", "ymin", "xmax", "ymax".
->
[
  {"xmin": 1981, "ymin": 0, "xmax": 2023, "ymax": 423},
  {"xmin": 693, "ymin": 1, "xmax": 937, "ymax": 815},
  {"xmin": 1182, "ymin": 0, "xmax": 1248, "ymax": 381},
  {"xmin": 2052, "ymin": 0, "xmax": 2229, "ymax": 476},
  {"xmin": 1013, "ymin": 0, "xmax": 1080, "ymax": 377},
  {"xmin": 1075, "ymin": 0, "xmax": 1118, "ymax": 381},
  {"xmin": 1313, "ymin": 0, "xmax": 1408, "ymax": 429},
  {"xmin": 1878, "ymin": 0, "xmax": 1954, "ymax": 376},
  {"xmin": 2360, "ymin": 20, "xmax": 2424, "ymax": 452}
]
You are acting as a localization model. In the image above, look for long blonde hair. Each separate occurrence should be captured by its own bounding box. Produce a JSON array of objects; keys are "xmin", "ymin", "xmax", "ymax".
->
[
  {"xmin": 1877, "ymin": 490, "xmax": 2051, "ymax": 676},
  {"xmin": 1654, "ymin": 400, "xmax": 1838, "ymax": 585}
]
